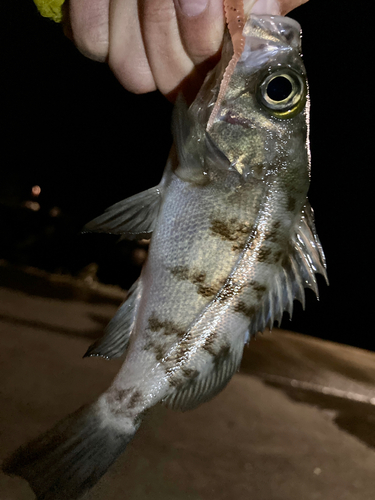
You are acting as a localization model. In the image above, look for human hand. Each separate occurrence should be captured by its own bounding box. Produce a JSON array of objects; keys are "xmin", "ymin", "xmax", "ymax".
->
[{"xmin": 64, "ymin": 0, "xmax": 308, "ymax": 100}]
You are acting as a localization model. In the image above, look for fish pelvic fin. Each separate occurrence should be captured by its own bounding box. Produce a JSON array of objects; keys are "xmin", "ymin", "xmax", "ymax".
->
[
  {"xmin": 162, "ymin": 333, "xmax": 245, "ymax": 411},
  {"xmin": 248, "ymin": 200, "xmax": 328, "ymax": 337},
  {"xmin": 84, "ymin": 278, "xmax": 143, "ymax": 359},
  {"xmin": 82, "ymin": 184, "xmax": 163, "ymax": 239},
  {"xmin": 2, "ymin": 402, "xmax": 139, "ymax": 500}
]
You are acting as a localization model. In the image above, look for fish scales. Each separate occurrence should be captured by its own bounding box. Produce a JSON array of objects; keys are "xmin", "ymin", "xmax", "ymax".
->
[
  {"xmin": 2, "ymin": 14, "xmax": 327, "ymax": 500},
  {"xmin": 107, "ymin": 169, "xmax": 264, "ymax": 410}
]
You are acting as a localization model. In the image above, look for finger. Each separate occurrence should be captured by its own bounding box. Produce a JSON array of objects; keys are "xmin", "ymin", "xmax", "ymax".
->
[
  {"xmin": 140, "ymin": 0, "xmax": 195, "ymax": 98},
  {"xmin": 173, "ymin": 0, "xmax": 225, "ymax": 66},
  {"xmin": 69, "ymin": 0, "xmax": 110, "ymax": 62},
  {"xmin": 250, "ymin": 0, "xmax": 280, "ymax": 15},
  {"xmin": 108, "ymin": 0, "xmax": 156, "ymax": 94},
  {"xmin": 250, "ymin": 0, "xmax": 308, "ymax": 16},
  {"xmin": 278, "ymin": 0, "xmax": 309, "ymax": 16}
]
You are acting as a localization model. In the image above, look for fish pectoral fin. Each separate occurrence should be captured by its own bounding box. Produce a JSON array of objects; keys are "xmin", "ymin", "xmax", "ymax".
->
[
  {"xmin": 204, "ymin": 131, "xmax": 233, "ymax": 172},
  {"xmin": 173, "ymin": 96, "xmax": 231, "ymax": 183},
  {"xmin": 162, "ymin": 336, "xmax": 244, "ymax": 411},
  {"xmin": 84, "ymin": 278, "xmax": 143, "ymax": 359},
  {"xmin": 247, "ymin": 201, "xmax": 328, "ymax": 338},
  {"xmin": 82, "ymin": 185, "xmax": 163, "ymax": 239}
]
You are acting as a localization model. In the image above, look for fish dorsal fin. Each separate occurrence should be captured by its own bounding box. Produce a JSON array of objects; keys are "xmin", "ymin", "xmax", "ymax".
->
[
  {"xmin": 247, "ymin": 201, "xmax": 328, "ymax": 338},
  {"xmin": 172, "ymin": 96, "xmax": 209, "ymax": 185},
  {"xmin": 83, "ymin": 185, "xmax": 163, "ymax": 239},
  {"xmin": 162, "ymin": 334, "xmax": 245, "ymax": 411},
  {"xmin": 84, "ymin": 279, "xmax": 143, "ymax": 359}
]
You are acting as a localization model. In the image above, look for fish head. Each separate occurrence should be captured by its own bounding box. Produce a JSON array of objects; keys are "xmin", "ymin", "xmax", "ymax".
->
[{"xmin": 201, "ymin": 15, "xmax": 310, "ymax": 189}]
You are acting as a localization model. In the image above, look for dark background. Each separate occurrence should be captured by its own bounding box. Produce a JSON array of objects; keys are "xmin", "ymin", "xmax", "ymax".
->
[{"xmin": 1, "ymin": 2, "xmax": 371, "ymax": 350}]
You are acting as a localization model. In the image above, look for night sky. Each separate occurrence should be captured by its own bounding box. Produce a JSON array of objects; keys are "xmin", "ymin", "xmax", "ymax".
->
[{"xmin": 1, "ymin": 2, "xmax": 372, "ymax": 350}]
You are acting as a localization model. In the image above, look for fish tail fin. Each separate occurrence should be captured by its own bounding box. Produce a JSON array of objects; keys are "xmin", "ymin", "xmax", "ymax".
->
[{"xmin": 2, "ymin": 402, "xmax": 139, "ymax": 500}]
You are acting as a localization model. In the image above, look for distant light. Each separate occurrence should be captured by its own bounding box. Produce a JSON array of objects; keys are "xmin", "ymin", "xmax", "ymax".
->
[
  {"xmin": 23, "ymin": 200, "xmax": 40, "ymax": 211},
  {"xmin": 32, "ymin": 185, "xmax": 41, "ymax": 197},
  {"xmin": 132, "ymin": 248, "xmax": 147, "ymax": 266},
  {"xmin": 49, "ymin": 207, "xmax": 61, "ymax": 217}
]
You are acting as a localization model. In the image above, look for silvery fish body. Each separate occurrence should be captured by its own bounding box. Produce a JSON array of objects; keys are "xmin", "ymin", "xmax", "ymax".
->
[{"xmin": 3, "ymin": 15, "xmax": 327, "ymax": 500}]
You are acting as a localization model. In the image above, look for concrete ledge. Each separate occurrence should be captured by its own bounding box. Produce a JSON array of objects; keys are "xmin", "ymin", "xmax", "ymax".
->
[{"xmin": 1, "ymin": 266, "xmax": 374, "ymax": 499}]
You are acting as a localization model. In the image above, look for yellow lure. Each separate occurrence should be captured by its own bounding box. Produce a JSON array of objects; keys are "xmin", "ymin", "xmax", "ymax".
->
[{"xmin": 34, "ymin": 0, "xmax": 65, "ymax": 23}]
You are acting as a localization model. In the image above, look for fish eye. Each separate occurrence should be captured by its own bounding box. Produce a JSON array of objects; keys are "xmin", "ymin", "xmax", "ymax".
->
[
  {"xmin": 258, "ymin": 70, "xmax": 306, "ymax": 118},
  {"xmin": 267, "ymin": 76, "xmax": 293, "ymax": 102}
]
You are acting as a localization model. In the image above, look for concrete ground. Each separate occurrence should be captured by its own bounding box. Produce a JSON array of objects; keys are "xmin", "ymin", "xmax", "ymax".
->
[{"xmin": 1, "ymin": 262, "xmax": 374, "ymax": 500}]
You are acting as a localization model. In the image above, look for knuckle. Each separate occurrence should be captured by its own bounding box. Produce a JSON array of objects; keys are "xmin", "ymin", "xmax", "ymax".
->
[
  {"xmin": 191, "ymin": 41, "xmax": 220, "ymax": 61},
  {"xmin": 108, "ymin": 53, "xmax": 156, "ymax": 94},
  {"xmin": 70, "ymin": 2, "xmax": 109, "ymax": 61},
  {"xmin": 76, "ymin": 39, "xmax": 109, "ymax": 63},
  {"xmin": 143, "ymin": 1, "xmax": 177, "ymax": 25}
]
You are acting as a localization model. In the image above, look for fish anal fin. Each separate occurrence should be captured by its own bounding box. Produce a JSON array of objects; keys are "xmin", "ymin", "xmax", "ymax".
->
[
  {"xmin": 84, "ymin": 278, "xmax": 143, "ymax": 359},
  {"xmin": 162, "ymin": 337, "xmax": 244, "ymax": 411},
  {"xmin": 83, "ymin": 185, "xmax": 163, "ymax": 239}
]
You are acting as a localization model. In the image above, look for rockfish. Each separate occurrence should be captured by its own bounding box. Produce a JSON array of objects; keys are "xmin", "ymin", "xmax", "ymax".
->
[{"xmin": 3, "ymin": 14, "xmax": 327, "ymax": 500}]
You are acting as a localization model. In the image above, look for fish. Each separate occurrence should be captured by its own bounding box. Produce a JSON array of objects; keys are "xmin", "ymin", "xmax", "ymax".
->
[{"xmin": 2, "ymin": 13, "xmax": 327, "ymax": 500}]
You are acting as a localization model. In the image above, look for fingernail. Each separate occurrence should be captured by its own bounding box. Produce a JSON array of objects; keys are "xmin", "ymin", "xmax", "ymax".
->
[
  {"xmin": 251, "ymin": 0, "xmax": 280, "ymax": 15},
  {"xmin": 176, "ymin": 0, "xmax": 209, "ymax": 17}
]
